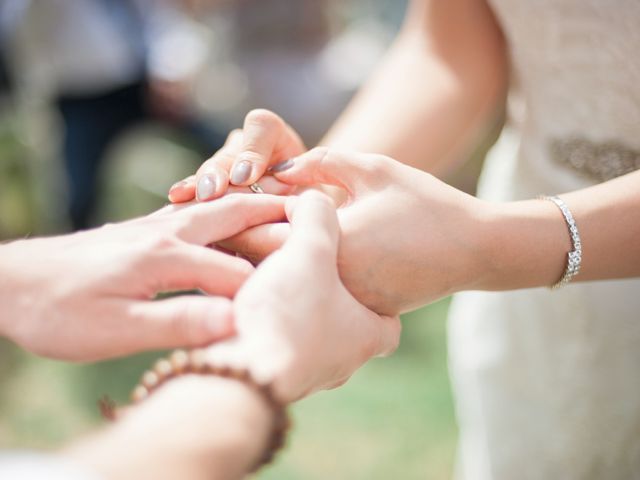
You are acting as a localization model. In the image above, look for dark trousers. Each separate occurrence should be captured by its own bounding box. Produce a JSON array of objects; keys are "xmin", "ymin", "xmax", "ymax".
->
[{"xmin": 56, "ymin": 80, "xmax": 224, "ymax": 230}]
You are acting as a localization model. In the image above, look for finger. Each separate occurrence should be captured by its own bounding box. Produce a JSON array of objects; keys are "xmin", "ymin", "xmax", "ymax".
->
[
  {"xmin": 230, "ymin": 109, "xmax": 305, "ymax": 186},
  {"xmin": 284, "ymin": 190, "xmax": 340, "ymax": 257},
  {"xmin": 226, "ymin": 175, "xmax": 296, "ymax": 196},
  {"xmin": 154, "ymin": 244, "xmax": 254, "ymax": 297},
  {"xmin": 168, "ymin": 175, "xmax": 196, "ymax": 203},
  {"xmin": 123, "ymin": 296, "xmax": 235, "ymax": 352},
  {"xmin": 273, "ymin": 147, "xmax": 385, "ymax": 196},
  {"xmin": 160, "ymin": 177, "xmax": 294, "ymax": 218},
  {"xmin": 217, "ymin": 222, "xmax": 291, "ymax": 264},
  {"xmin": 171, "ymin": 193, "xmax": 287, "ymax": 245},
  {"xmin": 167, "ymin": 128, "xmax": 241, "ymax": 203},
  {"xmin": 193, "ymin": 130, "xmax": 244, "ymax": 201}
]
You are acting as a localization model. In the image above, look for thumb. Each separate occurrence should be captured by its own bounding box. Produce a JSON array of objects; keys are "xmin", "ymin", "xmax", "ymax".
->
[
  {"xmin": 283, "ymin": 190, "xmax": 340, "ymax": 258},
  {"xmin": 230, "ymin": 109, "xmax": 305, "ymax": 186},
  {"xmin": 124, "ymin": 296, "xmax": 235, "ymax": 352},
  {"xmin": 272, "ymin": 147, "xmax": 382, "ymax": 196}
]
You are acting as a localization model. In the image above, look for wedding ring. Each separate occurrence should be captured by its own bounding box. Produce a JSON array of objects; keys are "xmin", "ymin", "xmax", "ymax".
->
[{"xmin": 249, "ymin": 182, "xmax": 265, "ymax": 194}]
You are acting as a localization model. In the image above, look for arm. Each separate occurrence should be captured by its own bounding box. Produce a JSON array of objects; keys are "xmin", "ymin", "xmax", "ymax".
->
[
  {"xmin": 63, "ymin": 376, "xmax": 272, "ymax": 480},
  {"xmin": 485, "ymin": 169, "xmax": 640, "ymax": 289},
  {"xmin": 256, "ymin": 149, "xmax": 640, "ymax": 315},
  {"xmin": 322, "ymin": 0, "xmax": 507, "ymax": 175},
  {"xmin": 167, "ymin": 0, "xmax": 507, "ymax": 202},
  {"xmin": 59, "ymin": 192, "xmax": 398, "ymax": 480}
]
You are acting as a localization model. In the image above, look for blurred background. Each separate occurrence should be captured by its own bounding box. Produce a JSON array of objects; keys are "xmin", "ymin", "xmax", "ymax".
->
[{"xmin": 0, "ymin": 0, "xmax": 490, "ymax": 478}]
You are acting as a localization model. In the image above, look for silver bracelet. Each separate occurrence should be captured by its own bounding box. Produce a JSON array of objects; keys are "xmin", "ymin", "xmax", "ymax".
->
[{"xmin": 539, "ymin": 195, "xmax": 582, "ymax": 289}]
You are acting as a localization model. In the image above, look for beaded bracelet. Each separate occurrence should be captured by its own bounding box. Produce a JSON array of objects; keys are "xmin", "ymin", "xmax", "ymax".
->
[{"xmin": 129, "ymin": 349, "xmax": 291, "ymax": 473}]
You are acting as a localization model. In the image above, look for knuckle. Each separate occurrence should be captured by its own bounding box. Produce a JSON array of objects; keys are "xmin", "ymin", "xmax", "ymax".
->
[{"xmin": 146, "ymin": 234, "xmax": 181, "ymax": 256}]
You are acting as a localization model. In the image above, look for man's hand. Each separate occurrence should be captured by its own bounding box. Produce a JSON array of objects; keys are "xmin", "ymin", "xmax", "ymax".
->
[
  {"xmin": 219, "ymin": 148, "xmax": 495, "ymax": 316},
  {"xmin": 0, "ymin": 195, "xmax": 286, "ymax": 361},
  {"xmin": 204, "ymin": 191, "xmax": 401, "ymax": 403}
]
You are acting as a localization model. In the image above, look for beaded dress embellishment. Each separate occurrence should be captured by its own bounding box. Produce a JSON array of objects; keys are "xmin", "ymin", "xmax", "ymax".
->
[{"xmin": 550, "ymin": 138, "xmax": 640, "ymax": 182}]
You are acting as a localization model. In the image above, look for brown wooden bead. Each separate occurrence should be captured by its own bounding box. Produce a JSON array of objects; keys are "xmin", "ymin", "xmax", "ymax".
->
[
  {"xmin": 131, "ymin": 385, "xmax": 149, "ymax": 402},
  {"xmin": 189, "ymin": 349, "xmax": 207, "ymax": 372},
  {"xmin": 170, "ymin": 350, "xmax": 189, "ymax": 373},
  {"xmin": 154, "ymin": 359, "xmax": 173, "ymax": 380},
  {"xmin": 128, "ymin": 349, "xmax": 290, "ymax": 474},
  {"xmin": 142, "ymin": 371, "xmax": 160, "ymax": 389}
]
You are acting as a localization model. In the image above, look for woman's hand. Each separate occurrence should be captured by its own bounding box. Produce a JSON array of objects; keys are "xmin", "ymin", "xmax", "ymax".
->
[
  {"xmin": 219, "ymin": 148, "xmax": 499, "ymax": 316},
  {"xmin": 168, "ymin": 109, "xmax": 305, "ymax": 203},
  {"xmin": 204, "ymin": 191, "xmax": 401, "ymax": 403},
  {"xmin": 0, "ymin": 195, "xmax": 286, "ymax": 362}
]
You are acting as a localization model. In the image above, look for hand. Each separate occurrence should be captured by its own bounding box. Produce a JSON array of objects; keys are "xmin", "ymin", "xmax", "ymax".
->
[
  {"xmin": 168, "ymin": 109, "xmax": 306, "ymax": 203},
  {"xmin": 0, "ymin": 195, "xmax": 286, "ymax": 361},
  {"xmin": 218, "ymin": 148, "xmax": 497, "ymax": 316},
  {"xmin": 204, "ymin": 191, "xmax": 401, "ymax": 403}
]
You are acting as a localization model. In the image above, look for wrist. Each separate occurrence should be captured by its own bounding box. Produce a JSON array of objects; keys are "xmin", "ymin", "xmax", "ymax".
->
[
  {"xmin": 475, "ymin": 199, "xmax": 571, "ymax": 291},
  {"xmin": 66, "ymin": 375, "xmax": 273, "ymax": 480}
]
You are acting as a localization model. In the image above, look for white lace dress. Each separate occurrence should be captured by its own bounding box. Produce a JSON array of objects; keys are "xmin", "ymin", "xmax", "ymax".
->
[{"xmin": 448, "ymin": 1, "xmax": 640, "ymax": 479}]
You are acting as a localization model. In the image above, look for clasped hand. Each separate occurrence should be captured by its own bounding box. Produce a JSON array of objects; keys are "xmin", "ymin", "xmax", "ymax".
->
[
  {"xmin": 170, "ymin": 109, "xmax": 496, "ymax": 316},
  {"xmin": 0, "ymin": 188, "xmax": 399, "ymax": 403}
]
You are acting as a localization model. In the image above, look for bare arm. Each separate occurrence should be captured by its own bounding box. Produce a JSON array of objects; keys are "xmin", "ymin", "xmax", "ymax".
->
[
  {"xmin": 322, "ymin": 0, "xmax": 508, "ymax": 175},
  {"xmin": 486, "ymin": 169, "xmax": 640, "ymax": 290},
  {"xmin": 64, "ymin": 376, "xmax": 272, "ymax": 480},
  {"xmin": 167, "ymin": 0, "xmax": 508, "ymax": 202}
]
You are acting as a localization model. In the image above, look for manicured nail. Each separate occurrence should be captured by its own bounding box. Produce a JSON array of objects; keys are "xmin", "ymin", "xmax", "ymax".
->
[
  {"xmin": 230, "ymin": 160, "xmax": 253, "ymax": 185},
  {"xmin": 196, "ymin": 174, "xmax": 216, "ymax": 201},
  {"xmin": 268, "ymin": 158, "xmax": 295, "ymax": 173}
]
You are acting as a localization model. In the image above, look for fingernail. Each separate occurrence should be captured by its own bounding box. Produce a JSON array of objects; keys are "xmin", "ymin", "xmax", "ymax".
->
[
  {"xmin": 268, "ymin": 158, "xmax": 295, "ymax": 173},
  {"xmin": 170, "ymin": 180, "xmax": 187, "ymax": 192},
  {"xmin": 230, "ymin": 160, "xmax": 253, "ymax": 185},
  {"xmin": 196, "ymin": 174, "xmax": 217, "ymax": 201}
]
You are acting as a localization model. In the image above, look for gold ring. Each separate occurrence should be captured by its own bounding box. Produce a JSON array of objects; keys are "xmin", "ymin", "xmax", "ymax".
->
[{"xmin": 249, "ymin": 183, "xmax": 265, "ymax": 194}]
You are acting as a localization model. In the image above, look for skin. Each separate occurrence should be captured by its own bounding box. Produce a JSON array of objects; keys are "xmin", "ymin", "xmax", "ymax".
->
[
  {"xmin": 62, "ymin": 192, "xmax": 400, "ymax": 480},
  {"xmin": 204, "ymin": 191, "xmax": 400, "ymax": 402},
  {"xmin": 0, "ymin": 194, "xmax": 287, "ymax": 361},
  {"xmin": 167, "ymin": 0, "xmax": 507, "ymax": 203},
  {"xmin": 223, "ymin": 149, "xmax": 640, "ymax": 315},
  {"xmin": 166, "ymin": 0, "xmax": 640, "ymax": 313}
]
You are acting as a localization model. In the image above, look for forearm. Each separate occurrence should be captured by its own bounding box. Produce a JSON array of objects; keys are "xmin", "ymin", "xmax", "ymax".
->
[
  {"xmin": 477, "ymin": 170, "xmax": 640, "ymax": 291},
  {"xmin": 64, "ymin": 376, "xmax": 272, "ymax": 480},
  {"xmin": 322, "ymin": 0, "xmax": 507, "ymax": 176}
]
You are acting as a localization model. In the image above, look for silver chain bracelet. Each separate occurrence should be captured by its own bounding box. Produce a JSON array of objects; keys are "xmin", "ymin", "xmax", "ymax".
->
[{"xmin": 539, "ymin": 195, "xmax": 582, "ymax": 289}]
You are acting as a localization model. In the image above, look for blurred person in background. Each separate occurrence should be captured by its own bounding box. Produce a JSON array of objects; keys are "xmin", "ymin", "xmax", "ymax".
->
[
  {"xmin": 171, "ymin": 0, "xmax": 640, "ymax": 478},
  {"xmin": 0, "ymin": 0, "xmax": 225, "ymax": 230}
]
